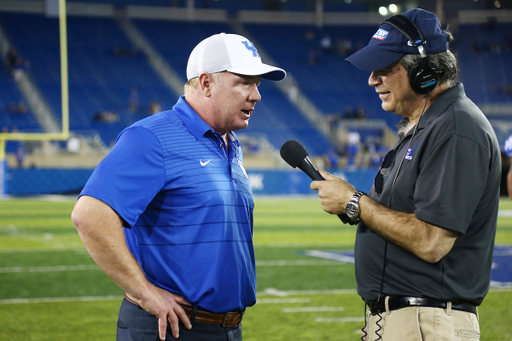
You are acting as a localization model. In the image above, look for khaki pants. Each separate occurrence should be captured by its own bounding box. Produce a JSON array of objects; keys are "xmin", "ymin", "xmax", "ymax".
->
[{"xmin": 365, "ymin": 305, "xmax": 480, "ymax": 341}]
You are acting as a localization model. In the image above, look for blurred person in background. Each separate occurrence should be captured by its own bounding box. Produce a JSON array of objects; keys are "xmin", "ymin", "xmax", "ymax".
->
[{"xmin": 129, "ymin": 87, "xmax": 139, "ymax": 113}]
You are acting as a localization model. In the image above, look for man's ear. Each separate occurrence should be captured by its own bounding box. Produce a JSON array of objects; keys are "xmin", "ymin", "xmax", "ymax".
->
[{"xmin": 198, "ymin": 72, "xmax": 212, "ymax": 97}]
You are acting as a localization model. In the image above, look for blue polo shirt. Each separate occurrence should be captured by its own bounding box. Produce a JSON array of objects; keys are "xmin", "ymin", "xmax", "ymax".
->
[{"xmin": 80, "ymin": 96, "xmax": 255, "ymax": 313}]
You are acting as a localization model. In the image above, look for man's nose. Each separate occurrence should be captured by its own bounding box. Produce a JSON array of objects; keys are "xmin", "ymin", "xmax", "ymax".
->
[
  {"xmin": 368, "ymin": 72, "xmax": 381, "ymax": 87},
  {"xmin": 251, "ymin": 85, "xmax": 261, "ymax": 102}
]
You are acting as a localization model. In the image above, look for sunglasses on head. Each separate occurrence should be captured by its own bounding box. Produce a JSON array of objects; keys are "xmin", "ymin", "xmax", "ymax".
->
[{"xmin": 374, "ymin": 149, "xmax": 396, "ymax": 196}]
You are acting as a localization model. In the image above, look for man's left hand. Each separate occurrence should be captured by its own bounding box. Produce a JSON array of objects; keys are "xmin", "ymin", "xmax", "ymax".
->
[{"xmin": 310, "ymin": 169, "xmax": 356, "ymax": 215}]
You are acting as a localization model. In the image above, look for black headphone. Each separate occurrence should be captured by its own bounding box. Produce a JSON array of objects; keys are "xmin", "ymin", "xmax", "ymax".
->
[{"xmin": 382, "ymin": 14, "xmax": 443, "ymax": 94}]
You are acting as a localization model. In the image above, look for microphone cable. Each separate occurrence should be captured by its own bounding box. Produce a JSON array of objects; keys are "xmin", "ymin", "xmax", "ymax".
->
[
  {"xmin": 391, "ymin": 91, "xmax": 430, "ymax": 185},
  {"xmin": 370, "ymin": 91, "xmax": 431, "ymax": 341}
]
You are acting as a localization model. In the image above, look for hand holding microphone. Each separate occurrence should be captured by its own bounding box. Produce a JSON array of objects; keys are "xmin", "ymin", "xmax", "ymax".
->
[{"xmin": 280, "ymin": 140, "xmax": 355, "ymax": 224}]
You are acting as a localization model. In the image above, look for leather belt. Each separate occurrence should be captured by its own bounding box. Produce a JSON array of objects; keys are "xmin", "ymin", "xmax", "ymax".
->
[
  {"xmin": 180, "ymin": 304, "xmax": 245, "ymax": 327},
  {"xmin": 367, "ymin": 296, "xmax": 477, "ymax": 315},
  {"xmin": 124, "ymin": 293, "xmax": 244, "ymax": 327}
]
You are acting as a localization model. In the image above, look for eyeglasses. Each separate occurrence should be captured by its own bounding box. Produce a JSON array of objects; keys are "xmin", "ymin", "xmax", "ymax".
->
[{"xmin": 374, "ymin": 149, "xmax": 396, "ymax": 196}]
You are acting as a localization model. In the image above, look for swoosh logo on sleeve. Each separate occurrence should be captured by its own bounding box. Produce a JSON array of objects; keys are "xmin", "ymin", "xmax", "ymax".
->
[{"xmin": 200, "ymin": 159, "xmax": 212, "ymax": 166}]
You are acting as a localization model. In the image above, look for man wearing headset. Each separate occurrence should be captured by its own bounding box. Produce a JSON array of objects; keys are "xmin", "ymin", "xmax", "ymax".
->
[{"xmin": 311, "ymin": 8, "xmax": 500, "ymax": 341}]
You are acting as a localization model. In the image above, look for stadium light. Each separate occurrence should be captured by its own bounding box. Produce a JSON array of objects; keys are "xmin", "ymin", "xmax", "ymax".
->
[
  {"xmin": 389, "ymin": 4, "xmax": 399, "ymax": 13},
  {"xmin": 379, "ymin": 6, "xmax": 388, "ymax": 15}
]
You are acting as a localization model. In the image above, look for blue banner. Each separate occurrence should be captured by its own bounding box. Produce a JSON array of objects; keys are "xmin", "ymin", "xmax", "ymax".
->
[
  {"xmin": 246, "ymin": 169, "xmax": 375, "ymax": 195},
  {"xmin": 7, "ymin": 168, "xmax": 94, "ymax": 195},
  {"xmin": 5, "ymin": 167, "xmax": 376, "ymax": 196}
]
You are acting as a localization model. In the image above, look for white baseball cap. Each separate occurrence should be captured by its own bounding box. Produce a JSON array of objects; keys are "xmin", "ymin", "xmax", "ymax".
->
[{"xmin": 186, "ymin": 33, "xmax": 286, "ymax": 81}]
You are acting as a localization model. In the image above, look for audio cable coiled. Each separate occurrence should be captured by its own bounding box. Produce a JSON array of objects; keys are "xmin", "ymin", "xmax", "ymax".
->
[
  {"xmin": 374, "ymin": 312, "xmax": 383, "ymax": 341},
  {"xmin": 360, "ymin": 304, "xmax": 369, "ymax": 341}
]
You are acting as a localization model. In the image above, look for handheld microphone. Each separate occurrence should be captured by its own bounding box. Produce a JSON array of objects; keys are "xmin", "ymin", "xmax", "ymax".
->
[
  {"xmin": 280, "ymin": 140, "xmax": 323, "ymax": 181},
  {"xmin": 280, "ymin": 140, "xmax": 351, "ymax": 224}
]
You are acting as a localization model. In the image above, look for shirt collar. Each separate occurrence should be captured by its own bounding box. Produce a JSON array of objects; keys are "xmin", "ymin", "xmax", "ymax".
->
[
  {"xmin": 170, "ymin": 96, "xmax": 240, "ymax": 148},
  {"xmin": 171, "ymin": 96, "xmax": 211, "ymax": 140},
  {"xmin": 396, "ymin": 82, "xmax": 465, "ymax": 135}
]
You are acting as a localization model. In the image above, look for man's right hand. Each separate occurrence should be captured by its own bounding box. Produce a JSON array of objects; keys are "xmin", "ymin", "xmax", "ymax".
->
[
  {"xmin": 130, "ymin": 286, "xmax": 192, "ymax": 340},
  {"xmin": 72, "ymin": 196, "xmax": 192, "ymax": 340}
]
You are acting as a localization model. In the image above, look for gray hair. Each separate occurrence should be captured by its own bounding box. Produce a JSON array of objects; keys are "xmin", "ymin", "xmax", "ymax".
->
[{"xmin": 399, "ymin": 30, "xmax": 458, "ymax": 88}]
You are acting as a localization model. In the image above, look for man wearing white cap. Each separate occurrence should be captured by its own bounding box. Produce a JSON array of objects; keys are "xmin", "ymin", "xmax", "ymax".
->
[{"xmin": 72, "ymin": 33, "xmax": 286, "ymax": 341}]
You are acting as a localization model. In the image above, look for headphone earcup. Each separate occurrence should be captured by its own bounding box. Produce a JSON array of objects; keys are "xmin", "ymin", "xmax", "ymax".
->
[{"xmin": 408, "ymin": 57, "xmax": 441, "ymax": 94}]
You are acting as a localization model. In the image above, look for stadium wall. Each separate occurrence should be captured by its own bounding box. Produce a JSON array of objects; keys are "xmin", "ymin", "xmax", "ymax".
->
[{"xmin": 4, "ymin": 168, "xmax": 375, "ymax": 196}]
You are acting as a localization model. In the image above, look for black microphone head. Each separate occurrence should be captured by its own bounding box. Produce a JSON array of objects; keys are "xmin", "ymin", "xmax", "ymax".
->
[{"xmin": 280, "ymin": 140, "xmax": 308, "ymax": 168}]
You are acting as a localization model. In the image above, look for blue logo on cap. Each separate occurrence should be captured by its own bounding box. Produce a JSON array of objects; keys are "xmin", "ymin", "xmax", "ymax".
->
[
  {"xmin": 242, "ymin": 41, "xmax": 260, "ymax": 58},
  {"xmin": 373, "ymin": 29, "xmax": 389, "ymax": 41}
]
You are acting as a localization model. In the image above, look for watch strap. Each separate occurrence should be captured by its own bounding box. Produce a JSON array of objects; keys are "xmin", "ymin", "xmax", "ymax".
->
[
  {"xmin": 345, "ymin": 190, "xmax": 366, "ymax": 225},
  {"xmin": 351, "ymin": 191, "xmax": 366, "ymax": 202}
]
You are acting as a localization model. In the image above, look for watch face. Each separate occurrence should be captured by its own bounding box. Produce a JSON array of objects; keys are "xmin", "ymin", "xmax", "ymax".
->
[{"xmin": 346, "ymin": 202, "xmax": 359, "ymax": 218}]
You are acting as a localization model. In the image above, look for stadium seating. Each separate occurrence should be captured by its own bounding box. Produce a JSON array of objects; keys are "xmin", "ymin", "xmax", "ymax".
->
[
  {"xmin": 63, "ymin": 0, "xmax": 366, "ymax": 12},
  {"xmin": 243, "ymin": 24, "xmax": 386, "ymax": 118},
  {"xmin": 0, "ymin": 61, "xmax": 41, "ymax": 153},
  {"xmin": 0, "ymin": 12, "xmax": 176, "ymax": 146},
  {"xmin": 129, "ymin": 18, "xmax": 333, "ymax": 155},
  {"xmin": 457, "ymin": 23, "xmax": 512, "ymax": 106},
  {"xmin": 0, "ymin": 12, "xmax": 332, "ymax": 155},
  {"xmin": 455, "ymin": 22, "xmax": 512, "ymax": 146},
  {"xmin": 1, "ymin": 8, "xmax": 511, "ymax": 156},
  {"xmin": 0, "ymin": 71, "xmax": 39, "ymax": 130}
]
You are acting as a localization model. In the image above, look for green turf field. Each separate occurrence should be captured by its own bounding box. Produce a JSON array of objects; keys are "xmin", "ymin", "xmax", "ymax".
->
[{"xmin": 0, "ymin": 197, "xmax": 511, "ymax": 340}]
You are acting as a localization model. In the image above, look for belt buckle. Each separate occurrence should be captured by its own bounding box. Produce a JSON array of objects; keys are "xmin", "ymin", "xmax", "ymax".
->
[
  {"xmin": 221, "ymin": 311, "xmax": 243, "ymax": 327},
  {"xmin": 222, "ymin": 312, "xmax": 233, "ymax": 327}
]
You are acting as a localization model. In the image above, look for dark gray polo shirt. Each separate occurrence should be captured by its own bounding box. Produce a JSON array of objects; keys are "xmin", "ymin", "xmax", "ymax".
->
[{"xmin": 354, "ymin": 83, "xmax": 500, "ymax": 305}]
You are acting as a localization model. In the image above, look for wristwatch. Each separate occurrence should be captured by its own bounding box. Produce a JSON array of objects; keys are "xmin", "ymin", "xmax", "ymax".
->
[{"xmin": 345, "ymin": 191, "xmax": 366, "ymax": 224}]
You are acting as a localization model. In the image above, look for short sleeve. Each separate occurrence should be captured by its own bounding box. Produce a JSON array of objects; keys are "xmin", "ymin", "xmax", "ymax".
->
[
  {"xmin": 414, "ymin": 135, "xmax": 490, "ymax": 233},
  {"xmin": 80, "ymin": 126, "xmax": 165, "ymax": 227}
]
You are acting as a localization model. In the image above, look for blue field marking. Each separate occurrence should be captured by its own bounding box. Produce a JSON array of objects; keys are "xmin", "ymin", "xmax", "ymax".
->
[
  {"xmin": 490, "ymin": 246, "xmax": 512, "ymax": 287},
  {"xmin": 301, "ymin": 246, "xmax": 512, "ymax": 288}
]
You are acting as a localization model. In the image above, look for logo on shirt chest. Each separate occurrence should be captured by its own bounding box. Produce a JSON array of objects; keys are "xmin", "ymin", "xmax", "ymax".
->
[
  {"xmin": 405, "ymin": 142, "xmax": 419, "ymax": 160},
  {"xmin": 200, "ymin": 159, "xmax": 212, "ymax": 166}
]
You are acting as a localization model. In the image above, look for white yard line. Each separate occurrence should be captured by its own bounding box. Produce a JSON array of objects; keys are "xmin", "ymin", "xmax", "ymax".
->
[
  {"xmin": 256, "ymin": 260, "xmax": 339, "ymax": 266},
  {"xmin": 0, "ymin": 295, "xmax": 122, "ymax": 304},
  {"xmin": 2, "ymin": 286, "xmax": 511, "ymax": 306},
  {"xmin": 0, "ymin": 260, "xmax": 340, "ymax": 274},
  {"xmin": 260, "ymin": 288, "xmax": 358, "ymax": 296},
  {"xmin": 283, "ymin": 306, "xmax": 345, "ymax": 312},
  {"xmin": 498, "ymin": 209, "xmax": 512, "ymax": 217},
  {"xmin": 257, "ymin": 298, "xmax": 311, "ymax": 304},
  {"xmin": 0, "ymin": 248, "xmax": 87, "ymax": 254},
  {"xmin": 0, "ymin": 195, "xmax": 76, "ymax": 201},
  {"xmin": 0, "ymin": 264, "xmax": 98, "ymax": 273},
  {"xmin": 0, "ymin": 289, "xmax": 356, "ymax": 305},
  {"xmin": 316, "ymin": 317, "xmax": 365, "ymax": 323}
]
